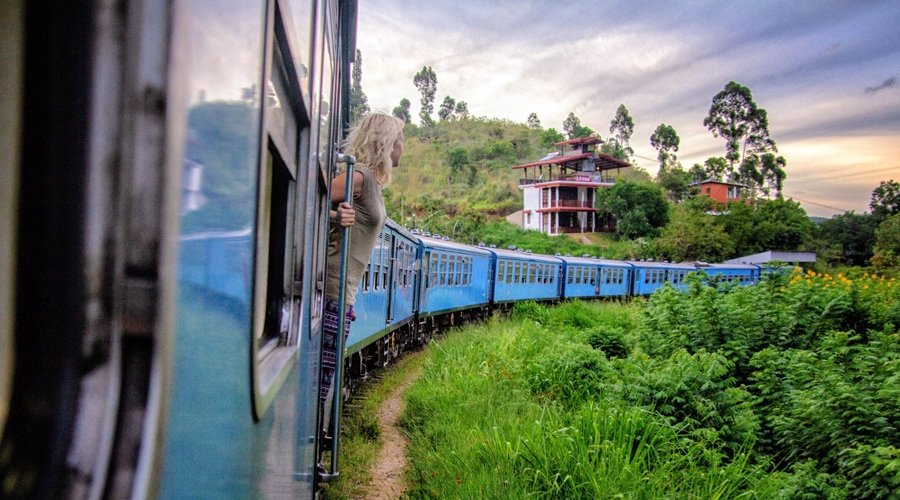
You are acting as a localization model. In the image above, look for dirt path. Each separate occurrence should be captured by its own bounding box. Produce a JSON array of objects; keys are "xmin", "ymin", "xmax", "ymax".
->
[{"xmin": 364, "ymin": 366, "xmax": 422, "ymax": 499}]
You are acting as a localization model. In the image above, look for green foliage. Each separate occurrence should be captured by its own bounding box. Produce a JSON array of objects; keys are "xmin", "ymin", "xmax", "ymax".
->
[
  {"xmin": 651, "ymin": 205, "xmax": 734, "ymax": 261},
  {"xmin": 872, "ymin": 213, "xmax": 900, "ymax": 270},
  {"xmin": 596, "ymin": 180, "xmax": 669, "ymax": 239},
  {"xmin": 870, "ymin": 179, "xmax": 900, "ymax": 222},
  {"xmin": 562, "ymin": 111, "xmax": 595, "ymax": 139},
  {"xmin": 391, "ymin": 97, "xmax": 411, "ymax": 124},
  {"xmin": 609, "ymin": 104, "xmax": 635, "ymax": 161},
  {"xmin": 413, "ymin": 65, "xmax": 437, "ymax": 126},
  {"xmin": 583, "ymin": 326, "xmax": 629, "ymax": 358},
  {"xmin": 348, "ymin": 49, "xmax": 369, "ymax": 125},
  {"xmin": 650, "ymin": 123, "xmax": 680, "ymax": 167},
  {"xmin": 526, "ymin": 112, "xmax": 541, "ymax": 129},
  {"xmin": 815, "ymin": 211, "xmax": 877, "ymax": 266},
  {"xmin": 749, "ymin": 327, "xmax": 900, "ymax": 498}
]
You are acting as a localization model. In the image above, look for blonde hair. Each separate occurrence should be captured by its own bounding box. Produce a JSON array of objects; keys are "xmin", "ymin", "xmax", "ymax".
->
[{"xmin": 341, "ymin": 113, "xmax": 404, "ymax": 187}]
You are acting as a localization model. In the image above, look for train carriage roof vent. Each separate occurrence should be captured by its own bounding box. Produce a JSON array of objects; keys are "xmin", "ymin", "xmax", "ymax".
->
[
  {"xmin": 478, "ymin": 242, "xmax": 486, "ymax": 247},
  {"xmin": 443, "ymin": 236, "xmax": 450, "ymax": 241},
  {"xmin": 423, "ymin": 231, "xmax": 431, "ymax": 237},
  {"xmin": 555, "ymin": 253, "xmax": 561, "ymax": 256},
  {"xmin": 526, "ymin": 249, "xmax": 532, "ymax": 253},
  {"xmin": 489, "ymin": 244, "xmax": 497, "ymax": 248},
  {"xmin": 582, "ymin": 253, "xmax": 591, "ymax": 257},
  {"xmin": 433, "ymin": 233, "xmax": 441, "ymax": 239},
  {"xmin": 565, "ymin": 253, "xmax": 571, "ymax": 256},
  {"xmin": 507, "ymin": 245, "xmax": 517, "ymax": 250},
  {"xmin": 411, "ymin": 228, "xmax": 420, "ymax": 235}
]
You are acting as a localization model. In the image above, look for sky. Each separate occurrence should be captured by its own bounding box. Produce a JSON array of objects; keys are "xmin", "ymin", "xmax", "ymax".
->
[{"xmin": 356, "ymin": 0, "xmax": 900, "ymax": 217}]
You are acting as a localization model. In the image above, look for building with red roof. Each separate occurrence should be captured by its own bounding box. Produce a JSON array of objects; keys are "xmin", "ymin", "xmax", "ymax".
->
[{"xmin": 512, "ymin": 136, "xmax": 631, "ymax": 235}]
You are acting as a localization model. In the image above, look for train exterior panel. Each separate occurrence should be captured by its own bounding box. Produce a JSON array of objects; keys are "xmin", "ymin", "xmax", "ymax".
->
[
  {"xmin": 558, "ymin": 256, "xmax": 634, "ymax": 300},
  {"xmin": 418, "ymin": 236, "xmax": 493, "ymax": 316},
  {"xmin": 699, "ymin": 263, "xmax": 761, "ymax": 286},
  {"xmin": 489, "ymin": 248, "xmax": 563, "ymax": 304},
  {"xmin": 628, "ymin": 261, "xmax": 698, "ymax": 295},
  {"xmin": 346, "ymin": 221, "xmax": 419, "ymax": 354}
]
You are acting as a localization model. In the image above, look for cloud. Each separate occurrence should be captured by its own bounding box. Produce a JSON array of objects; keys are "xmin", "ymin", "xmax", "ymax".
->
[{"xmin": 865, "ymin": 76, "xmax": 898, "ymax": 94}]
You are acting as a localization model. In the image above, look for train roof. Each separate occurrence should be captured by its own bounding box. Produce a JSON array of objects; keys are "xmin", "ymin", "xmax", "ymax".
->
[
  {"xmin": 416, "ymin": 234, "xmax": 494, "ymax": 256},
  {"xmin": 384, "ymin": 218, "xmax": 420, "ymax": 243},
  {"xmin": 485, "ymin": 246, "xmax": 564, "ymax": 263},
  {"xmin": 696, "ymin": 262, "xmax": 760, "ymax": 270},
  {"xmin": 626, "ymin": 260, "xmax": 697, "ymax": 270},
  {"xmin": 555, "ymin": 255, "xmax": 633, "ymax": 268}
]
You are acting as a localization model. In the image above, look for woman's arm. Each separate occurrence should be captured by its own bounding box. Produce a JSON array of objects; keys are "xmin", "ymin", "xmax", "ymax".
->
[{"xmin": 330, "ymin": 171, "xmax": 365, "ymax": 203}]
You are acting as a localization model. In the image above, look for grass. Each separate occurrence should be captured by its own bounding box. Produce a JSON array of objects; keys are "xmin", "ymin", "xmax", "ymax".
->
[
  {"xmin": 319, "ymin": 347, "xmax": 428, "ymax": 499},
  {"xmin": 400, "ymin": 301, "xmax": 790, "ymax": 499}
]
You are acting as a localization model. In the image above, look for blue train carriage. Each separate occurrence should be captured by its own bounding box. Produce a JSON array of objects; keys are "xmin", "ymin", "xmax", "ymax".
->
[
  {"xmin": 628, "ymin": 261, "xmax": 699, "ymax": 296},
  {"xmin": 558, "ymin": 255, "xmax": 634, "ymax": 299},
  {"xmin": 417, "ymin": 235, "xmax": 494, "ymax": 327},
  {"xmin": 345, "ymin": 220, "xmax": 420, "ymax": 368},
  {"xmin": 488, "ymin": 247, "xmax": 564, "ymax": 305},
  {"xmin": 696, "ymin": 262, "xmax": 761, "ymax": 286}
]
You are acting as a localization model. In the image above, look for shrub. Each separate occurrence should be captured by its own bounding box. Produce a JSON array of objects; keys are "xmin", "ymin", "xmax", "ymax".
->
[{"xmin": 583, "ymin": 326, "xmax": 629, "ymax": 359}]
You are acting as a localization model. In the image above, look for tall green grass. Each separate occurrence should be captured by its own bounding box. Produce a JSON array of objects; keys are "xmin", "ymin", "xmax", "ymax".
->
[{"xmin": 401, "ymin": 301, "xmax": 793, "ymax": 498}]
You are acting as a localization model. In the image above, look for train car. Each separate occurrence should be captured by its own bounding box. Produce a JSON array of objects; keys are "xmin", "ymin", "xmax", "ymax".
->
[
  {"xmin": 628, "ymin": 261, "xmax": 698, "ymax": 296},
  {"xmin": 2, "ymin": 0, "xmax": 358, "ymax": 498},
  {"xmin": 696, "ymin": 263, "xmax": 761, "ymax": 286},
  {"xmin": 346, "ymin": 220, "xmax": 420, "ymax": 366},
  {"xmin": 557, "ymin": 255, "xmax": 634, "ymax": 300},
  {"xmin": 417, "ymin": 235, "xmax": 494, "ymax": 321},
  {"xmin": 489, "ymin": 247, "xmax": 564, "ymax": 304}
]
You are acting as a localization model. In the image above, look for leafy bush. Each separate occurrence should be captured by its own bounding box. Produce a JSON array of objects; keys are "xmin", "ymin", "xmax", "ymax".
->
[
  {"xmin": 525, "ymin": 342, "xmax": 610, "ymax": 404},
  {"xmin": 583, "ymin": 326, "xmax": 629, "ymax": 358}
]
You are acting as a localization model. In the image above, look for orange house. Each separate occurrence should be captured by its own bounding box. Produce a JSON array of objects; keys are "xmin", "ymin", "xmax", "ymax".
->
[{"xmin": 693, "ymin": 179, "xmax": 750, "ymax": 204}]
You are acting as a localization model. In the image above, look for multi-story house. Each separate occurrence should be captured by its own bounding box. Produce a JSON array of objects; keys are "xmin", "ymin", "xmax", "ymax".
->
[{"xmin": 513, "ymin": 136, "xmax": 631, "ymax": 235}]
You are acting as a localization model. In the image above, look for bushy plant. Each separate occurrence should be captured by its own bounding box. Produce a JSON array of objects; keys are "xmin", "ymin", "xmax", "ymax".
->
[{"xmin": 583, "ymin": 326, "xmax": 629, "ymax": 358}]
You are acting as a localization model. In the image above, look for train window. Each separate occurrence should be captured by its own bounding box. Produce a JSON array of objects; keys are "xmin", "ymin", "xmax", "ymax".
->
[
  {"xmin": 498, "ymin": 261, "xmax": 505, "ymax": 283},
  {"xmin": 439, "ymin": 254, "xmax": 446, "ymax": 286},
  {"xmin": 430, "ymin": 254, "xmax": 438, "ymax": 287},
  {"xmin": 567, "ymin": 267, "xmax": 574, "ymax": 284},
  {"xmin": 590, "ymin": 268, "xmax": 597, "ymax": 285},
  {"xmin": 363, "ymin": 263, "xmax": 370, "ymax": 292},
  {"xmin": 536, "ymin": 265, "xmax": 543, "ymax": 284}
]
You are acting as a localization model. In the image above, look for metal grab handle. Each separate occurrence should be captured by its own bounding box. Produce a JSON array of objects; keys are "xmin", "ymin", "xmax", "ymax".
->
[{"xmin": 327, "ymin": 152, "xmax": 355, "ymax": 479}]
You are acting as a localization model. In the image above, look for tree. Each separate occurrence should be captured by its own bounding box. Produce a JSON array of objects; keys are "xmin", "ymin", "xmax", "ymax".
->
[
  {"xmin": 750, "ymin": 198, "xmax": 813, "ymax": 252},
  {"xmin": 438, "ymin": 95, "xmax": 456, "ymax": 121},
  {"xmin": 816, "ymin": 212, "xmax": 876, "ymax": 265},
  {"xmin": 657, "ymin": 166, "xmax": 692, "ymax": 203},
  {"xmin": 563, "ymin": 112, "xmax": 582, "ymax": 139},
  {"xmin": 870, "ymin": 179, "xmax": 900, "ymax": 221},
  {"xmin": 652, "ymin": 205, "xmax": 734, "ymax": 262},
  {"xmin": 609, "ymin": 104, "xmax": 635, "ymax": 161},
  {"xmin": 454, "ymin": 101, "xmax": 469, "ymax": 119},
  {"xmin": 699, "ymin": 157, "xmax": 728, "ymax": 181},
  {"xmin": 540, "ymin": 128, "xmax": 565, "ymax": 148},
  {"xmin": 392, "ymin": 98, "xmax": 411, "ymax": 124},
  {"xmin": 348, "ymin": 49, "xmax": 370, "ymax": 124},
  {"xmin": 871, "ymin": 213, "xmax": 900, "ymax": 270},
  {"xmin": 596, "ymin": 180, "xmax": 669, "ymax": 239},
  {"xmin": 413, "ymin": 65, "xmax": 437, "ymax": 126},
  {"xmin": 527, "ymin": 112, "xmax": 541, "ymax": 129},
  {"xmin": 445, "ymin": 147, "xmax": 471, "ymax": 185},
  {"xmin": 650, "ymin": 123, "xmax": 680, "ymax": 171},
  {"xmin": 703, "ymin": 81, "xmax": 780, "ymax": 192}
]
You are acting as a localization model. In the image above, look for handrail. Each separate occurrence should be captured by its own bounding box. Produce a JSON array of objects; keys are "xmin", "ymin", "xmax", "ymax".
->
[{"xmin": 319, "ymin": 152, "xmax": 355, "ymax": 483}]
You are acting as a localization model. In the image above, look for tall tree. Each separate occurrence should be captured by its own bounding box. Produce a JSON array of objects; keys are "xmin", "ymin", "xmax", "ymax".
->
[
  {"xmin": 454, "ymin": 101, "xmax": 469, "ymax": 119},
  {"xmin": 872, "ymin": 213, "xmax": 900, "ymax": 270},
  {"xmin": 650, "ymin": 123, "xmax": 680, "ymax": 171},
  {"xmin": 609, "ymin": 104, "xmax": 635, "ymax": 160},
  {"xmin": 438, "ymin": 95, "xmax": 456, "ymax": 121},
  {"xmin": 700, "ymin": 157, "xmax": 728, "ymax": 181},
  {"xmin": 562, "ymin": 112, "xmax": 594, "ymax": 140},
  {"xmin": 392, "ymin": 97, "xmax": 411, "ymax": 124},
  {"xmin": 527, "ymin": 112, "xmax": 541, "ymax": 129},
  {"xmin": 348, "ymin": 49, "xmax": 370, "ymax": 124},
  {"xmin": 562, "ymin": 112, "xmax": 582, "ymax": 139},
  {"xmin": 870, "ymin": 179, "xmax": 900, "ymax": 221},
  {"xmin": 703, "ymin": 81, "xmax": 781, "ymax": 192},
  {"xmin": 413, "ymin": 65, "xmax": 437, "ymax": 126}
]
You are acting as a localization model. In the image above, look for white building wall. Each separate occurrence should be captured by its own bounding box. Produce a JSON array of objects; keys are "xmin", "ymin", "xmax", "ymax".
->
[{"xmin": 522, "ymin": 186, "xmax": 541, "ymax": 231}]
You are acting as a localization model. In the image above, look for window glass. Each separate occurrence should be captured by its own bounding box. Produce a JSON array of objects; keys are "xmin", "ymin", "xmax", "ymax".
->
[{"xmin": 567, "ymin": 267, "xmax": 574, "ymax": 284}]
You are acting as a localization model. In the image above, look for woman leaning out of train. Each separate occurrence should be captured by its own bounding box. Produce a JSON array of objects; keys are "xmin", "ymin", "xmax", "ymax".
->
[{"xmin": 321, "ymin": 112, "xmax": 405, "ymax": 433}]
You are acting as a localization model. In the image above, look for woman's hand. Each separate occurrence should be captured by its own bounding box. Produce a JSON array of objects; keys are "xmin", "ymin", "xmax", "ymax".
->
[{"xmin": 334, "ymin": 202, "xmax": 356, "ymax": 227}]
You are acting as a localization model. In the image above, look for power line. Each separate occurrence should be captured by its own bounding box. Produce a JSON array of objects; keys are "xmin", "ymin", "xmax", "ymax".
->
[
  {"xmin": 784, "ymin": 194, "xmax": 850, "ymax": 213},
  {"xmin": 791, "ymin": 165, "xmax": 899, "ymax": 183}
]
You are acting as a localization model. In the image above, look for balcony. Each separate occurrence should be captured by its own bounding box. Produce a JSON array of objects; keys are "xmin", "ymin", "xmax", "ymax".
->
[
  {"xmin": 543, "ymin": 199, "xmax": 594, "ymax": 209},
  {"xmin": 518, "ymin": 175, "xmax": 617, "ymax": 187}
]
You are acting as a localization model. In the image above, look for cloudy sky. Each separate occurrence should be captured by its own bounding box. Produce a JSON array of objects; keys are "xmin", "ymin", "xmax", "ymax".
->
[{"xmin": 356, "ymin": 0, "xmax": 900, "ymax": 217}]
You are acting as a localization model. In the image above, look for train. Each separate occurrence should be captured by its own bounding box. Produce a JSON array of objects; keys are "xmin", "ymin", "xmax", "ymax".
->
[{"xmin": 0, "ymin": 1, "xmax": 771, "ymax": 498}]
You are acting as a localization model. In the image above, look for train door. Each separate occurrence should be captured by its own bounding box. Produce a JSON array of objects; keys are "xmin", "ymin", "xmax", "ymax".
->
[
  {"xmin": 386, "ymin": 232, "xmax": 398, "ymax": 324},
  {"xmin": 420, "ymin": 250, "xmax": 431, "ymax": 307}
]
